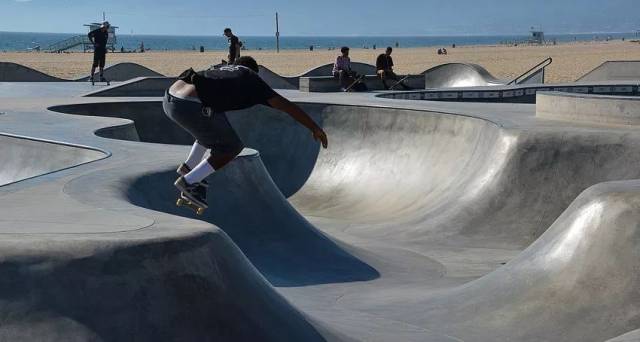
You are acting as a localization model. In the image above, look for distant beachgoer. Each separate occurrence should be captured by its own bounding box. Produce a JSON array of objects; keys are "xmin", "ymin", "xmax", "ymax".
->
[
  {"xmin": 442, "ymin": 48, "xmax": 447, "ymax": 55},
  {"xmin": 437, "ymin": 48, "xmax": 442, "ymax": 55},
  {"xmin": 395, "ymin": 41, "xmax": 399, "ymax": 48},
  {"xmin": 333, "ymin": 46, "xmax": 359, "ymax": 91},
  {"xmin": 164, "ymin": 56, "xmax": 328, "ymax": 208},
  {"xmin": 224, "ymin": 28, "xmax": 241, "ymax": 64},
  {"xmin": 452, "ymin": 43, "xmax": 456, "ymax": 48},
  {"xmin": 376, "ymin": 47, "xmax": 409, "ymax": 90},
  {"xmin": 87, "ymin": 21, "xmax": 110, "ymax": 82}
]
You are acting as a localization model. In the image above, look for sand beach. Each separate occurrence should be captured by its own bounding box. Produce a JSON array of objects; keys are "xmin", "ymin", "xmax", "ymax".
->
[{"xmin": 1, "ymin": 40, "xmax": 639, "ymax": 83}]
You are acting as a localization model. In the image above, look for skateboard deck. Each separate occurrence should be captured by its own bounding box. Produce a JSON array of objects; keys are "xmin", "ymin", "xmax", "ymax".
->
[
  {"xmin": 176, "ymin": 194, "xmax": 206, "ymax": 215},
  {"xmin": 389, "ymin": 75, "xmax": 411, "ymax": 90},
  {"xmin": 91, "ymin": 79, "xmax": 111, "ymax": 86},
  {"xmin": 345, "ymin": 75, "xmax": 365, "ymax": 92}
]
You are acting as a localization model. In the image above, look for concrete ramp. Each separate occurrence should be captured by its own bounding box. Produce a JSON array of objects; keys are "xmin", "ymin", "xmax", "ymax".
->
[
  {"xmin": 0, "ymin": 62, "xmax": 164, "ymax": 82},
  {"xmin": 0, "ymin": 62, "xmax": 66, "ymax": 82},
  {"xmin": 406, "ymin": 180, "xmax": 640, "ymax": 342},
  {"xmin": 0, "ymin": 133, "xmax": 106, "ymax": 186},
  {"xmin": 422, "ymin": 63, "xmax": 505, "ymax": 88},
  {"xmin": 577, "ymin": 61, "xmax": 640, "ymax": 82},
  {"xmin": 75, "ymin": 62, "xmax": 164, "ymax": 82}
]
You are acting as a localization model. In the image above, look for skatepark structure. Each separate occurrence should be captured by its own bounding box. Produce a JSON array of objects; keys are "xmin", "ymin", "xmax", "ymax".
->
[
  {"xmin": 3, "ymin": 61, "xmax": 640, "ymax": 341},
  {"xmin": 577, "ymin": 60, "xmax": 640, "ymax": 82},
  {"xmin": 0, "ymin": 62, "xmax": 164, "ymax": 82}
]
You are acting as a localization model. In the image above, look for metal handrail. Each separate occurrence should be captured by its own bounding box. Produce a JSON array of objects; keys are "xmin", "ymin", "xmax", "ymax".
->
[{"xmin": 508, "ymin": 57, "xmax": 553, "ymax": 85}]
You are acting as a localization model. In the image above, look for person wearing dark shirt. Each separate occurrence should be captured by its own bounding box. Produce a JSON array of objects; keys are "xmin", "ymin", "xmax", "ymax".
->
[
  {"xmin": 376, "ymin": 47, "xmax": 408, "ymax": 90},
  {"xmin": 163, "ymin": 56, "xmax": 328, "ymax": 208},
  {"xmin": 223, "ymin": 28, "xmax": 241, "ymax": 64},
  {"xmin": 88, "ymin": 21, "xmax": 110, "ymax": 82}
]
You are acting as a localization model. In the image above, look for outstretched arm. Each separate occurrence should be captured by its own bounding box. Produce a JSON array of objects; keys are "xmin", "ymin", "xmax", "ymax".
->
[{"xmin": 267, "ymin": 95, "xmax": 328, "ymax": 148}]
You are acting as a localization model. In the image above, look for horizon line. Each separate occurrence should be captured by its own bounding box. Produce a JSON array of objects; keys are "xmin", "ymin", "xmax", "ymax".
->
[{"xmin": 0, "ymin": 30, "xmax": 637, "ymax": 37}]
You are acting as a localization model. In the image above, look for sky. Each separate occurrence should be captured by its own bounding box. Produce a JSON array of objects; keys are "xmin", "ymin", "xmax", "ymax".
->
[{"xmin": 0, "ymin": 0, "xmax": 639, "ymax": 36}]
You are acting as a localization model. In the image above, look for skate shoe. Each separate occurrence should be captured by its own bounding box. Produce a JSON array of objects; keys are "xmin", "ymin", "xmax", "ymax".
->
[
  {"xmin": 174, "ymin": 176, "xmax": 208, "ymax": 208},
  {"xmin": 176, "ymin": 163, "xmax": 209, "ymax": 187}
]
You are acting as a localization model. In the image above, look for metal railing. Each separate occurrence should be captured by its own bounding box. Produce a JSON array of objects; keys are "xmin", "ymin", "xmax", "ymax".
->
[{"xmin": 508, "ymin": 57, "xmax": 553, "ymax": 85}]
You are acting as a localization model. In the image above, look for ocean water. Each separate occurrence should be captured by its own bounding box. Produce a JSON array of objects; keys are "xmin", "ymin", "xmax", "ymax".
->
[{"xmin": 0, "ymin": 31, "xmax": 636, "ymax": 52}]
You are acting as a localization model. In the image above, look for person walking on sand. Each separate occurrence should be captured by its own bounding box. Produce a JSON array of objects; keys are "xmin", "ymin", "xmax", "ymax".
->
[
  {"xmin": 163, "ymin": 56, "xmax": 328, "ymax": 209},
  {"xmin": 224, "ymin": 28, "xmax": 241, "ymax": 64},
  {"xmin": 88, "ymin": 21, "xmax": 110, "ymax": 82}
]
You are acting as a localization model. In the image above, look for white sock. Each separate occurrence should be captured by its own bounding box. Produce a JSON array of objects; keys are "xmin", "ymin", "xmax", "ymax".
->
[
  {"xmin": 184, "ymin": 159, "xmax": 215, "ymax": 184},
  {"xmin": 185, "ymin": 142, "xmax": 208, "ymax": 169}
]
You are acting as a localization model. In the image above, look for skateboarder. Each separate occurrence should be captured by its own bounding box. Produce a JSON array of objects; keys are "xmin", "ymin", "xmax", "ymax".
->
[
  {"xmin": 163, "ymin": 56, "xmax": 328, "ymax": 208},
  {"xmin": 88, "ymin": 21, "xmax": 110, "ymax": 83},
  {"xmin": 376, "ymin": 47, "xmax": 409, "ymax": 90},
  {"xmin": 333, "ymin": 46, "xmax": 363, "ymax": 91},
  {"xmin": 224, "ymin": 28, "xmax": 241, "ymax": 64}
]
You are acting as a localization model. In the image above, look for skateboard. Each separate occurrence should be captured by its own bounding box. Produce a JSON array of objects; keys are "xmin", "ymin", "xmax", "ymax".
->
[
  {"xmin": 90, "ymin": 78, "xmax": 110, "ymax": 86},
  {"xmin": 344, "ymin": 74, "xmax": 366, "ymax": 92},
  {"xmin": 176, "ymin": 193, "xmax": 206, "ymax": 215},
  {"xmin": 389, "ymin": 75, "xmax": 411, "ymax": 90}
]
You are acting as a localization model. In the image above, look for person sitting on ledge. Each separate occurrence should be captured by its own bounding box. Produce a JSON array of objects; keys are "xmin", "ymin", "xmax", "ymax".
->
[
  {"xmin": 164, "ymin": 56, "xmax": 328, "ymax": 208},
  {"xmin": 376, "ymin": 47, "xmax": 409, "ymax": 90},
  {"xmin": 332, "ymin": 46, "xmax": 361, "ymax": 91}
]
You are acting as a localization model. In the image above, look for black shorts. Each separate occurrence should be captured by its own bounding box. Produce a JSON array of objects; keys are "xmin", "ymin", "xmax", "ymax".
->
[
  {"xmin": 162, "ymin": 91, "xmax": 245, "ymax": 155},
  {"xmin": 93, "ymin": 48, "xmax": 106, "ymax": 68}
]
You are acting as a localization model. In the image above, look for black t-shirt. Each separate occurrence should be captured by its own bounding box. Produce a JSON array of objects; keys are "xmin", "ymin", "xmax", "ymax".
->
[
  {"xmin": 88, "ymin": 29, "xmax": 109, "ymax": 50},
  {"xmin": 193, "ymin": 65, "xmax": 277, "ymax": 112},
  {"xmin": 376, "ymin": 54, "xmax": 394, "ymax": 71},
  {"xmin": 228, "ymin": 35, "xmax": 240, "ymax": 58}
]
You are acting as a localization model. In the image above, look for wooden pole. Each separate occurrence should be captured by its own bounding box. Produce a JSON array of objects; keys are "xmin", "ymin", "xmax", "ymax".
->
[{"xmin": 275, "ymin": 12, "xmax": 280, "ymax": 52}]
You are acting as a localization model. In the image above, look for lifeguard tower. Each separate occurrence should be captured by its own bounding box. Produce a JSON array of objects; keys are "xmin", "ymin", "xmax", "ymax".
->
[
  {"xmin": 47, "ymin": 21, "xmax": 118, "ymax": 52},
  {"xmin": 529, "ymin": 27, "xmax": 545, "ymax": 45}
]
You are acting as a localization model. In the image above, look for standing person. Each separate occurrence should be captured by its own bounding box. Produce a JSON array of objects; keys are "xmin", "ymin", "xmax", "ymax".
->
[
  {"xmin": 375, "ymin": 47, "xmax": 408, "ymax": 90},
  {"xmin": 163, "ymin": 56, "xmax": 328, "ymax": 208},
  {"xmin": 88, "ymin": 21, "xmax": 110, "ymax": 82},
  {"xmin": 223, "ymin": 28, "xmax": 241, "ymax": 64},
  {"xmin": 332, "ymin": 46, "xmax": 360, "ymax": 91}
]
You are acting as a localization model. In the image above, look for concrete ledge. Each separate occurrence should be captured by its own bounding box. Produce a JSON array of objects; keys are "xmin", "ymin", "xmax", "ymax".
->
[
  {"xmin": 299, "ymin": 75, "xmax": 423, "ymax": 92},
  {"xmin": 537, "ymin": 91, "xmax": 640, "ymax": 125}
]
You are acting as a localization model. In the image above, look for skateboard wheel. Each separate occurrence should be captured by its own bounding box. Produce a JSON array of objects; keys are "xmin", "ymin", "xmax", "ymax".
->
[
  {"xmin": 196, "ymin": 208, "xmax": 205, "ymax": 215},
  {"xmin": 176, "ymin": 198, "xmax": 184, "ymax": 207}
]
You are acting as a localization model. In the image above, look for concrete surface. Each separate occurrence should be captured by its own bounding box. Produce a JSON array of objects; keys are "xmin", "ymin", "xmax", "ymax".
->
[
  {"xmin": 0, "ymin": 62, "xmax": 66, "ymax": 82},
  {"xmin": 577, "ymin": 60, "xmax": 640, "ymax": 82},
  {"xmin": 537, "ymin": 91, "xmax": 640, "ymax": 125},
  {"xmin": 2, "ymin": 76, "xmax": 640, "ymax": 341},
  {"xmin": 84, "ymin": 77, "xmax": 177, "ymax": 97},
  {"xmin": 0, "ymin": 62, "xmax": 164, "ymax": 82}
]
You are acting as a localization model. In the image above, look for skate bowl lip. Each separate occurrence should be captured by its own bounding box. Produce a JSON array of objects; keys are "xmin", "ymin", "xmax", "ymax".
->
[
  {"xmin": 536, "ymin": 91, "xmax": 640, "ymax": 126},
  {"xmin": 0, "ymin": 131, "xmax": 110, "ymax": 187}
]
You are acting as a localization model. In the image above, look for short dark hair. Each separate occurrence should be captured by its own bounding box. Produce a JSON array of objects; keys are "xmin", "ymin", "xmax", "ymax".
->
[
  {"xmin": 234, "ymin": 56, "xmax": 259, "ymax": 73},
  {"xmin": 224, "ymin": 28, "xmax": 232, "ymax": 33},
  {"xmin": 341, "ymin": 46, "xmax": 350, "ymax": 53},
  {"xmin": 386, "ymin": 46, "xmax": 393, "ymax": 52}
]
